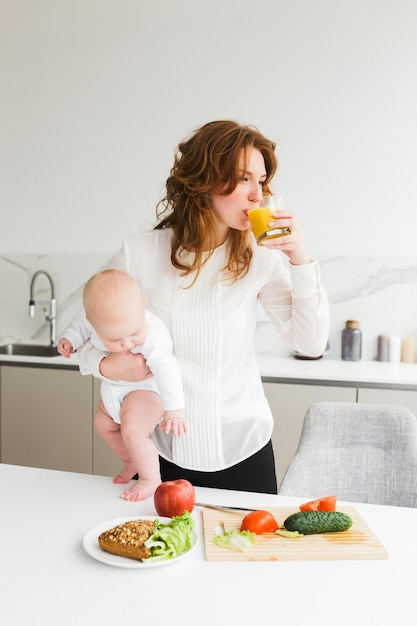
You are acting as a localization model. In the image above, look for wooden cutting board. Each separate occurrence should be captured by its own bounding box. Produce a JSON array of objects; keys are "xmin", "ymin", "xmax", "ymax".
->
[{"xmin": 202, "ymin": 506, "xmax": 387, "ymax": 561}]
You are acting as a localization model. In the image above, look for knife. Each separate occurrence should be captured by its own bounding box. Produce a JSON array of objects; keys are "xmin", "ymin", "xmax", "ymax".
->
[{"xmin": 195, "ymin": 502, "xmax": 257, "ymax": 513}]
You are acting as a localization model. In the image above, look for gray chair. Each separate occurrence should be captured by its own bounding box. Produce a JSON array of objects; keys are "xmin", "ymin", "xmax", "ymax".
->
[{"xmin": 279, "ymin": 402, "xmax": 417, "ymax": 507}]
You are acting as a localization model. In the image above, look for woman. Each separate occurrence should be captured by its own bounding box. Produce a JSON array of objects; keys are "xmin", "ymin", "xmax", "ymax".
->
[{"xmin": 79, "ymin": 120, "xmax": 329, "ymax": 494}]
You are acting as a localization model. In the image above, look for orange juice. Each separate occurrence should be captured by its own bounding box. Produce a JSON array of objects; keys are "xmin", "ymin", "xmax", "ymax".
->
[{"xmin": 247, "ymin": 207, "xmax": 290, "ymax": 244}]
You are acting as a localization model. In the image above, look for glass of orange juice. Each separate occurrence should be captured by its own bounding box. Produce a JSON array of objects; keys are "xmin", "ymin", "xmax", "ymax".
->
[{"xmin": 247, "ymin": 196, "xmax": 291, "ymax": 245}]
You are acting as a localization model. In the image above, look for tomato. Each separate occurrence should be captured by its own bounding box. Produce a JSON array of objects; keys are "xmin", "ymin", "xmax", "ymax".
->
[
  {"xmin": 240, "ymin": 510, "xmax": 279, "ymax": 534},
  {"xmin": 299, "ymin": 496, "xmax": 336, "ymax": 512}
]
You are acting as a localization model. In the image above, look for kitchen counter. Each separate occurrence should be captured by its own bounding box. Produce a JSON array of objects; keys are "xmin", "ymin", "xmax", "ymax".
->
[
  {"xmin": 258, "ymin": 353, "xmax": 417, "ymax": 390},
  {"xmin": 1, "ymin": 463, "xmax": 416, "ymax": 626},
  {"xmin": 0, "ymin": 350, "xmax": 79, "ymax": 369},
  {"xmin": 1, "ymin": 348, "xmax": 417, "ymax": 387}
]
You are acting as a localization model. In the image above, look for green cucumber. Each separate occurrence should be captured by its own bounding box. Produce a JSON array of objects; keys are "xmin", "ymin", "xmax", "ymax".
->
[{"xmin": 283, "ymin": 511, "xmax": 353, "ymax": 535}]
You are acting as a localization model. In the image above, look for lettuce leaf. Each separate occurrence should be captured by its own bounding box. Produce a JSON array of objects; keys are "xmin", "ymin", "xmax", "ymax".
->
[
  {"xmin": 213, "ymin": 529, "xmax": 256, "ymax": 552},
  {"xmin": 144, "ymin": 511, "xmax": 195, "ymax": 561}
]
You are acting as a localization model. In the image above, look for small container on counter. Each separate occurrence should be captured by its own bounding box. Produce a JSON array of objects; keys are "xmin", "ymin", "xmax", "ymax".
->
[
  {"xmin": 341, "ymin": 320, "xmax": 362, "ymax": 361},
  {"xmin": 389, "ymin": 336, "xmax": 402, "ymax": 363},
  {"xmin": 401, "ymin": 336, "xmax": 416, "ymax": 363},
  {"xmin": 377, "ymin": 335, "xmax": 389, "ymax": 361},
  {"xmin": 293, "ymin": 338, "xmax": 331, "ymax": 360}
]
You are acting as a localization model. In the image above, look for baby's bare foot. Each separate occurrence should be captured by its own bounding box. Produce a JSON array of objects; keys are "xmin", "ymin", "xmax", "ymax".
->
[
  {"xmin": 113, "ymin": 462, "xmax": 137, "ymax": 484},
  {"xmin": 120, "ymin": 478, "xmax": 161, "ymax": 502}
]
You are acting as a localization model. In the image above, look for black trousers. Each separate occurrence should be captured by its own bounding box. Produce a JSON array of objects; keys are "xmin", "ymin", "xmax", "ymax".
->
[{"xmin": 159, "ymin": 440, "xmax": 278, "ymax": 494}]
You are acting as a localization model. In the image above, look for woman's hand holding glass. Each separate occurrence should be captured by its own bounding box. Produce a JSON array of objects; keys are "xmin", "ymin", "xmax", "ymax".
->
[
  {"xmin": 253, "ymin": 196, "xmax": 311, "ymax": 266},
  {"xmin": 248, "ymin": 196, "xmax": 289, "ymax": 244},
  {"xmin": 262, "ymin": 211, "xmax": 311, "ymax": 265}
]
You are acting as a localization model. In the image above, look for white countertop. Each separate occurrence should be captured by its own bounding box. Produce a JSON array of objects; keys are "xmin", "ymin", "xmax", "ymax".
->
[
  {"xmin": 257, "ymin": 353, "xmax": 417, "ymax": 388},
  {"xmin": 1, "ymin": 463, "xmax": 416, "ymax": 626},
  {"xmin": 0, "ymin": 351, "xmax": 78, "ymax": 368},
  {"xmin": 1, "ymin": 348, "xmax": 417, "ymax": 388}
]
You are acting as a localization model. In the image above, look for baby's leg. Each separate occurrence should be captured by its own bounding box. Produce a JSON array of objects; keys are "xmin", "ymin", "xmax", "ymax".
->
[
  {"xmin": 118, "ymin": 390, "xmax": 164, "ymax": 502},
  {"xmin": 93, "ymin": 401, "xmax": 136, "ymax": 484}
]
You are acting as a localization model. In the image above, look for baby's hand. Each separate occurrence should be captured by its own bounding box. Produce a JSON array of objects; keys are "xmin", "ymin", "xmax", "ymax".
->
[
  {"xmin": 159, "ymin": 410, "xmax": 186, "ymax": 436},
  {"xmin": 57, "ymin": 337, "xmax": 74, "ymax": 359}
]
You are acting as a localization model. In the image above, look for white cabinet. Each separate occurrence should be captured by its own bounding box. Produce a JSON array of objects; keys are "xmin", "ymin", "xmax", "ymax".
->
[
  {"xmin": 263, "ymin": 382, "xmax": 357, "ymax": 488},
  {"xmin": 357, "ymin": 387, "xmax": 417, "ymax": 415},
  {"xmin": 2, "ymin": 362, "xmax": 416, "ymax": 482},
  {"xmin": 0, "ymin": 366, "xmax": 128, "ymax": 478},
  {"xmin": 0, "ymin": 366, "xmax": 92, "ymax": 473}
]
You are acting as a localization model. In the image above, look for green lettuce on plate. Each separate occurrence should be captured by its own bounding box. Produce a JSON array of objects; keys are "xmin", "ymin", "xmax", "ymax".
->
[{"xmin": 144, "ymin": 511, "xmax": 195, "ymax": 560}]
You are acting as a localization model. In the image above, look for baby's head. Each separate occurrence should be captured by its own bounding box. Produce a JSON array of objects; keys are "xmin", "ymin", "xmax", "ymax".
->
[{"xmin": 83, "ymin": 269, "xmax": 147, "ymax": 352}]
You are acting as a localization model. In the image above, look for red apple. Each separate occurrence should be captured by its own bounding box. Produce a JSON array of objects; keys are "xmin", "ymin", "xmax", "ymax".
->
[{"xmin": 154, "ymin": 479, "xmax": 195, "ymax": 517}]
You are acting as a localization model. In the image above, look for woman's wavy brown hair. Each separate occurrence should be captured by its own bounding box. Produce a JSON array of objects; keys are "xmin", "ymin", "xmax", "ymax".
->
[{"xmin": 155, "ymin": 120, "xmax": 277, "ymax": 283}]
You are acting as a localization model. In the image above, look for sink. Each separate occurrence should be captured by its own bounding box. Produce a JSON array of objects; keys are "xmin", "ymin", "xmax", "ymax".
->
[{"xmin": 0, "ymin": 343, "xmax": 59, "ymax": 357}]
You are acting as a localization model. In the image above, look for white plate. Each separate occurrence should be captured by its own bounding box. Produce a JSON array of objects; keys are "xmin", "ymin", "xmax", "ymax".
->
[{"xmin": 82, "ymin": 515, "xmax": 198, "ymax": 569}]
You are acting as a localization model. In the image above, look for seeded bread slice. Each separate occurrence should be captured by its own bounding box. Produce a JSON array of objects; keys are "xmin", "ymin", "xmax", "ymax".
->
[{"xmin": 98, "ymin": 519, "xmax": 156, "ymax": 560}]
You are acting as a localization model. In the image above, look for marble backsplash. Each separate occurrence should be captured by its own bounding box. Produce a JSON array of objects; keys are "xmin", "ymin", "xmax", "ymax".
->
[
  {"xmin": 1, "ymin": 253, "xmax": 416, "ymax": 362},
  {"xmin": 0, "ymin": 253, "xmax": 111, "ymax": 347}
]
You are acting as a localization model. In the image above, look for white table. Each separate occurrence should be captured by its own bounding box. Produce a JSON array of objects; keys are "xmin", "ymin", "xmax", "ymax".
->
[{"xmin": 1, "ymin": 464, "xmax": 415, "ymax": 626}]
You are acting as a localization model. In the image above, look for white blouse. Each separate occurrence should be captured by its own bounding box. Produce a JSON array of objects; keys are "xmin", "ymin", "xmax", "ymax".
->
[{"xmin": 79, "ymin": 228, "xmax": 329, "ymax": 471}]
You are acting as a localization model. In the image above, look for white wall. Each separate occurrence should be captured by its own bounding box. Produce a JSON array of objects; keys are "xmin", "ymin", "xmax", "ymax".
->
[
  {"xmin": 1, "ymin": 0, "xmax": 417, "ymax": 360},
  {"xmin": 1, "ymin": 0, "xmax": 417, "ymax": 257}
]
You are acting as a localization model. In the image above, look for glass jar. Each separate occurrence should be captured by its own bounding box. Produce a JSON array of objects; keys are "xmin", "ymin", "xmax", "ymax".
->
[{"xmin": 341, "ymin": 320, "xmax": 362, "ymax": 361}]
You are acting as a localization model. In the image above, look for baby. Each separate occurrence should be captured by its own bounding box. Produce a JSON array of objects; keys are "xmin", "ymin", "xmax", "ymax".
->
[{"xmin": 57, "ymin": 269, "xmax": 186, "ymax": 502}]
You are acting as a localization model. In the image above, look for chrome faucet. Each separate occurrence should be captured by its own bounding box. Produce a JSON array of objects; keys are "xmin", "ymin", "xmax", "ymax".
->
[{"xmin": 29, "ymin": 270, "xmax": 57, "ymax": 347}]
